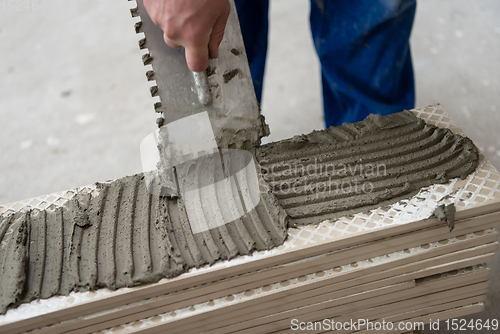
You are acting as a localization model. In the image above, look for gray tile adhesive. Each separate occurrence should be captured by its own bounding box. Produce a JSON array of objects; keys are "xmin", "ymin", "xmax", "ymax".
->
[
  {"xmin": 0, "ymin": 111, "xmax": 479, "ymax": 314},
  {"xmin": 257, "ymin": 111, "xmax": 478, "ymax": 227}
]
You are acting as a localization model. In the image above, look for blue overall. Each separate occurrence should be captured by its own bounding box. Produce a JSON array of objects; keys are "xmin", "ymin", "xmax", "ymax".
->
[{"xmin": 235, "ymin": 0, "xmax": 417, "ymax": 128}]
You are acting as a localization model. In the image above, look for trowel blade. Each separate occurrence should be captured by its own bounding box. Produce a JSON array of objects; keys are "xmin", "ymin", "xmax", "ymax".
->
[{"xmin": 131, "ymin": 0, "xmax": 269, "ymax": 149}]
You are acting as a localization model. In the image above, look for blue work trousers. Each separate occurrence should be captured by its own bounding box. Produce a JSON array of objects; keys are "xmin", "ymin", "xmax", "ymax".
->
[{"xmin": 235, "ymin": 0, "xmax": 417, "ymax": 127}]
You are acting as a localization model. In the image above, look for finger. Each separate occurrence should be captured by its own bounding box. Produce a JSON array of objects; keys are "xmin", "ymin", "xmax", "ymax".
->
[
  {"xmin": 163, "ymin": 33, "xmax": 182, "ymax": 49},
  {"xmin": 185, "ymin": 46, "xmax": 209, "ymax": 72},
  {"xmin": 208, "ymin": 6, "xmax": 230, "ymax": 58}
]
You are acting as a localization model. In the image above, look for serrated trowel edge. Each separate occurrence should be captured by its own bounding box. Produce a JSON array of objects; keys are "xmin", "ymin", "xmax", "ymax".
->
[{"xmin": 128, "ymin": 0, "xmax": 270, "ymax": 150}]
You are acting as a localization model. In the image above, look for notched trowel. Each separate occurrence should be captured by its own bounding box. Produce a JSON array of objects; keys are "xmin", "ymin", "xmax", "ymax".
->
[
  {"xmin": 131, "ymin": 0, "xmax": 268, "ymax": 232},
  {"xmin": 130, "ymin": 0, "xmax": 269, "ymax": 149}
]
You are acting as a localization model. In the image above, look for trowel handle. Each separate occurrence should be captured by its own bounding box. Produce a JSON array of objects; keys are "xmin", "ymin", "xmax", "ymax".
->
[{"xmin": 192, "ymin": 71, "xmax": 212, "ymax": 106}]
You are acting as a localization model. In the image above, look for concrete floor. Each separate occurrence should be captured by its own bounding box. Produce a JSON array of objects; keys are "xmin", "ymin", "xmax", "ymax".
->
[{"xmin": 0, "ymin": 0, "xmax": 498, "ymax": 331}]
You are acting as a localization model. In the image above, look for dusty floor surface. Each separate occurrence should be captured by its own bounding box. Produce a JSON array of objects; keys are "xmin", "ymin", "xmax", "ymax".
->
[{"xmin": 0, "ymin": 0, "xmax": 499, "ymax": 331}]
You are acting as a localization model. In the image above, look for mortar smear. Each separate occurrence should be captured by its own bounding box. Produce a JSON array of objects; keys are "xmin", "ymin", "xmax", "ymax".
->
[
  {"xmin": 433, "ymin": 203, "xmax": 456, "ymax": 232},
  {"xmin": 257, "ymin": 111, "xmax": 479, "ymax": 226},
  {"xmin": 0, "ymin": 175, "xmax": 287, "ymax": 314}
]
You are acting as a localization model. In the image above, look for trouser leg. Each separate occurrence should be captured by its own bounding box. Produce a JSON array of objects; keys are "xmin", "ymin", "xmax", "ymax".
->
[
  {"xmin": 234, "ymin": 0, "xmax": 270, "ymax": 104},
  {"xmin": 310, "ymin": 0, "xmax": 417, "ymax": 127}
]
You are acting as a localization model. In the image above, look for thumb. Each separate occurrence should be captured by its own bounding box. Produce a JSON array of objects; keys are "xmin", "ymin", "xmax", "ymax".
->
[{"xmin": 185, "ymin": 46, "xmax": 209, "ymax": 72}]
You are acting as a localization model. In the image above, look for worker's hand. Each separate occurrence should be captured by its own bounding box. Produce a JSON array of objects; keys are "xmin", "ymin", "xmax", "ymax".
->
[{"xmin": 143, "ymin": 0, "xmax": 231, "ymax": 72}]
